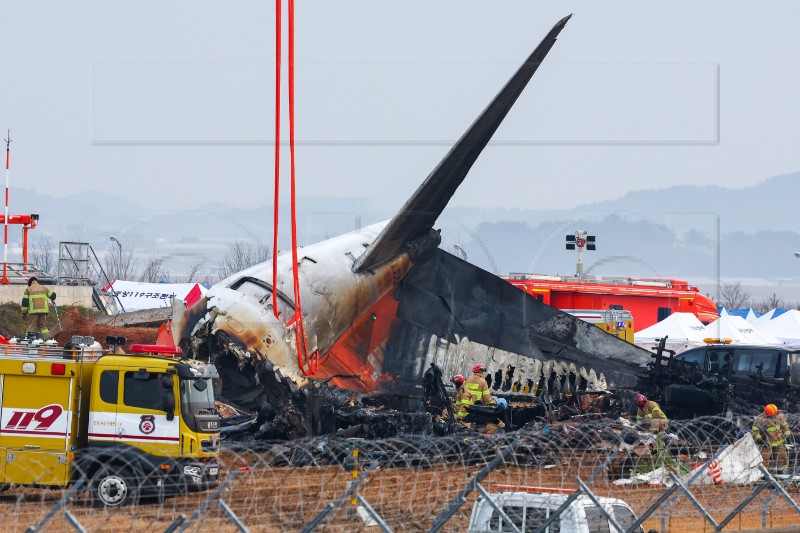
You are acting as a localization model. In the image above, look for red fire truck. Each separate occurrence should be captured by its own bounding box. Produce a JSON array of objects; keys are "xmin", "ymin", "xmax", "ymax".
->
[{"xmin": 504, "ymin": 274, "xmax": 718, "ymax": 332}]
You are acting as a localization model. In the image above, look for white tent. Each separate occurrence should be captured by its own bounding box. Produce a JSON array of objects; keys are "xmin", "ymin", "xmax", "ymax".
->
[
  {"xmin": 720, "ymin": 307, "xmax": 761, "ymax": 325},
  {"xmin": 758, "ymin": 309, "xmax": 800, "ymax": 345},
  {"xmin": 754, "ymin": 307, "xmax": 792, "ymax": 326},
  {"xmin": 702, "ymin": 314, "xmax": 784, "ymax": 345},
  {"xmin": 634, "ymin": 312, "xmax": 708, "ymax": 354}
]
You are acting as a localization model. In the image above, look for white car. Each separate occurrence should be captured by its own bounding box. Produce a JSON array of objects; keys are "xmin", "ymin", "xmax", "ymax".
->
[{"xmin": 468, "ymin": 487, "xmax": 652, "ymax": 533}]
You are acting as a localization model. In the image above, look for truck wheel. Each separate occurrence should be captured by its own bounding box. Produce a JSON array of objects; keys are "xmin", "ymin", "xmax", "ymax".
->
[{"xmin": 91, "ymin": 466, "xmax": 139, "ymax": 507}]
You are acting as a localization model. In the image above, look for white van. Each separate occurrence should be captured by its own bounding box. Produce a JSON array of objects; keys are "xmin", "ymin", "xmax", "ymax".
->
[{"xmin": 467, "ymin": 486, "xmax": 651, "ymax": 533}]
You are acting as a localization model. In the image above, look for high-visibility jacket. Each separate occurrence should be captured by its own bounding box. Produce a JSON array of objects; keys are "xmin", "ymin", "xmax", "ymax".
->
[
  {"xmin": 752, "ymin": 412, "xmax": 791, "ymax": 447},
  {"xmin": 22, "ymin": 281, "xmax": 55, "ymax": 315},
  {"xmin": 464, "ymin": 374, "xmax": 495, "ymax": 405},
  {"xmin": 453, "ymin": 385, "xmax": 472, "ymax": 419},
  {"xmin": 636, "ymin": 400, "xmax": 669, "ymax": 432}
]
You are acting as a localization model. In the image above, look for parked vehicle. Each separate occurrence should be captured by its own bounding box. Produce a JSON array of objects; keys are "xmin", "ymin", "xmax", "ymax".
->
[
  {"xmin": 645, "ymin": 339, "xmax": 800, "ymax": 417},
  {"xmin": 505, "ymin": 274, "xmax": 718, "ymax": 331},
  {"xmin": 0, "ymin": 336, "xmax": 221, "ymax": 506},
  {"xmin": 468, "ymin": 485, "xmax": 652, "ymax": 532}
]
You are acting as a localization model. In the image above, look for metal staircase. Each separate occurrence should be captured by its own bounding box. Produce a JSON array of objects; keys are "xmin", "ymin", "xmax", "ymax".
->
[{"xmin": 57, "ymin": 242, "xmax": 123, "ymax": 314}]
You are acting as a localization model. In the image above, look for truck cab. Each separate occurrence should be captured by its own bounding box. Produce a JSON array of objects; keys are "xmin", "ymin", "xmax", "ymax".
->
[
  {"xmin": 673, "ymin": 343, "xmax": 800, "ymax": 383},
  {"xmin": 468, "ymin": 487, "xmax": 649, "ymax": 533},
  {"xmin": 0, "ymin": 338, "xmax": 221, "ymax": 507}
]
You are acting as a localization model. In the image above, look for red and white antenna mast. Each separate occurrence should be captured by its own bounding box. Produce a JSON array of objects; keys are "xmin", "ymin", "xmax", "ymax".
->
[{"xmin": 1, "ymin": 130, "xmax": 11, "ymax": 285}]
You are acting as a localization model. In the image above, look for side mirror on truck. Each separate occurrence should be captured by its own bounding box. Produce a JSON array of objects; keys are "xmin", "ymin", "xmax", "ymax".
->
[{"xmin": 161, "ymin": 374, "xmax": 175, "ymax": 421}]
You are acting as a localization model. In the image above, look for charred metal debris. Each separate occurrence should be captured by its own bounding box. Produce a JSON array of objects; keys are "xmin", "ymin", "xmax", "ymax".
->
[{"xmin": 214, "ymin": 334, "xmax": 800, "ymax": 442}]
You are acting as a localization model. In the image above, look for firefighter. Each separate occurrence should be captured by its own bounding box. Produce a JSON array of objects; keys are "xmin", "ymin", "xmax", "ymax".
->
[
  {"xmin": 752, "ymin": 404, "xmax": 792, "ymax": 473},
  {"xmin": 451, "ymin": 374, "xmax": 472, "ymax": 423},
  {"xmin": 464, "ymin": 363, "xmax": 495, "ymax": 405},
  {"xmin": 464, "ymin": 364, "xmax": 507, "ymax": 434},
  {"xmin": 21, "ymin": 276, "xmax": 56, "ymax": 339},
  {"xmin": 634, "ymin": 393, "xmax": 669, "ymax": 433}
]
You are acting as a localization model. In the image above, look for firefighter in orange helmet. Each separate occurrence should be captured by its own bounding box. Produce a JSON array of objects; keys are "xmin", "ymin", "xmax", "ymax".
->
[{"xmin": 752, "ymin": 404, "xmax": 792, "ymax": 473}]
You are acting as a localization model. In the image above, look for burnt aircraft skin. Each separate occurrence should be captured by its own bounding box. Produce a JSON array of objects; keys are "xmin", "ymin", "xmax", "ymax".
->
[{"xmin": 174, "ymin": 15, "xmax": 653, "ymax": 438}]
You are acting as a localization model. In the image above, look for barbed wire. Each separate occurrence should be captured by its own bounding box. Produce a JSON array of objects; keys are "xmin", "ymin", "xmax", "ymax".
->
[{"xmin": 4, "ymin": 415, "xmax": 800, "ymax": 532}]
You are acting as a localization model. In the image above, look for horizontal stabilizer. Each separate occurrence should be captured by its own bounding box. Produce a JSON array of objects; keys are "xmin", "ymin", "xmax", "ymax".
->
[{"xmin": 354, "ymin": 15, "xmax": 572, "ymax": 272}]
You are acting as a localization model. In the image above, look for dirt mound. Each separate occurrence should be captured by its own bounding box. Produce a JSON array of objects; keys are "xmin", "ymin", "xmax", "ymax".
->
[{"xmin": 53, "ymin": 308, "xmax": 159, "ymax": 347}]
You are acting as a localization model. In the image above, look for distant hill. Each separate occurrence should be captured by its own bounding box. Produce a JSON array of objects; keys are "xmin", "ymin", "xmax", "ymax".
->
[{"xmin": 7, "ymin": 172, "xmax": 800, "ymax": 287}]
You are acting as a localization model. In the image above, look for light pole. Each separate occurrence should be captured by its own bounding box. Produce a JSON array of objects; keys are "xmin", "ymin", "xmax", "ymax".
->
[
  {"xmin": 109, "ymin": 236, "xmax": 122, "ymax": 279},
  {"xmin": 794, "ymin": 252, "xmax": 800, "ymax": 258},
  {"xmin": 110, "ymin": 236, "xmax": 122, "ymax": 254}
]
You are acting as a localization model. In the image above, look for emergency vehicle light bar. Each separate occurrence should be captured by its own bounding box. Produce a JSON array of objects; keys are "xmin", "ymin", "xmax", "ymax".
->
[{"xmin": 703, "ymin": 338, "xmax": 733, "ymax": 344}]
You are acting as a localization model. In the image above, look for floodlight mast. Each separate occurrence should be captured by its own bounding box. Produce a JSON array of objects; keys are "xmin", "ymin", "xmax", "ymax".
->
[{"xmin": 565, "ymin": 230, "xmax": 596, "ymax": 277}]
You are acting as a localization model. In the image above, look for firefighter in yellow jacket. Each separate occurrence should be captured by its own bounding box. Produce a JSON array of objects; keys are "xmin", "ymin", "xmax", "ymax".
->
[
  {"xmin": 21, "ymin": 277, "xmax": 56, "ymax": 338},
  {"xmin": 752, "ymin": 404, "xmax": 792, "ymax": 473},
  {"xmin": 465, "ymin": 364, "xmax": 495, "ymax": 406},
  {"xmin": 634, "ymin": 393, "xmax": 669, "ymax": 432},
  {"xmin": 451, "ymin": 374, "xmax": 472, "ymax": 423}
]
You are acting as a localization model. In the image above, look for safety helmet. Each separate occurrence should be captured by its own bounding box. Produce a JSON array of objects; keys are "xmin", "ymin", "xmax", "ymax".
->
[
  {"xmin": 472, "ymin": 363, "xmax": 487, "ymax": 374},
  {"xmin": 634, "ymin": 393, "xmax": 647, "ymax": 409},
  {"xmin": 27, "ymin": 276, "xmax": 38, "ymax": 286},
  {"xmin": 765, "ymin": 404, "xmax": 779, "ymax": 416},
  {"xmin": 451, "ymin": 374, "xmax": 465, "ymax": 388}
]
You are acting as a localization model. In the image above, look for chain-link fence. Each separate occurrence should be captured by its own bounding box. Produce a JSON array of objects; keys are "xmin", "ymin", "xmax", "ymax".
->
[{"xmin": 6, "ymin": 415, "xmax": 800, "ymax": 532}]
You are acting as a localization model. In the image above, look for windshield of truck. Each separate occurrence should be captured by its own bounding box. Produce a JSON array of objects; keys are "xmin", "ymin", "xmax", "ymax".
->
[
  {"xmin": 180, "ymin": 378, "xmax": 215, "ymax": 410},
  {"xmin": 676, "ymin": 349, "xmax": 706, "ymax": 370}
]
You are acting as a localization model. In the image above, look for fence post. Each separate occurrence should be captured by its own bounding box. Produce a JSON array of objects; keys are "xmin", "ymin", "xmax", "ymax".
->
[
  {"xmin": 300, "ymin": 461, "xmax": 381, "ymax": 533},
  {"xmin": 24, "ymin": 478, "xmax": 85, "ymax": 533},
  {"xmin": 576, "ymin": 478, "xmax": 624, "ymax": 533},
  {"xmin": 533, "ymin": 451, "xmax": 619, "ymax": 533},
  {"xmin": 176, "ymin": 467, "xmax": 247, "ymax": 533},
  {"xmin": 474, "ymin": 484, "xmax": 522, "ymax": 533},
  {"xmin": 354, "ymin": 494, "xmax": 393, "ymax": 533},
  {"xmin": 666, "ymin": 473, "xmax": 719, "ymax": 529},
  {"xmin": 657, "ymin": 446, "xmax": 729, "ymax": 533},
  {"xmin": 427, "ymin": 439, "xmax": 521, "ymax": 533}
]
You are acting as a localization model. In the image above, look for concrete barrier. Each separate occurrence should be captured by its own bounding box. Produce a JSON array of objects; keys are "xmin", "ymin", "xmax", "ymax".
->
[{"xmin": 0, "ymin": 285, "xmax": 94, "ymax": 308}]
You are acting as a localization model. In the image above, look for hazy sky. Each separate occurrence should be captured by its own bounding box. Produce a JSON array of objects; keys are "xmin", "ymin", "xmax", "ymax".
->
[{"xmin": 3, "ymin": 2, "xmax": 799, "ymax": 214}]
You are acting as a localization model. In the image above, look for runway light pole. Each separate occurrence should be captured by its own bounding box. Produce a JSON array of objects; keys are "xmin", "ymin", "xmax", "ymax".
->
[{"xmin": 1, "ymin": 130, "xmax": 11, "ymax": 284}]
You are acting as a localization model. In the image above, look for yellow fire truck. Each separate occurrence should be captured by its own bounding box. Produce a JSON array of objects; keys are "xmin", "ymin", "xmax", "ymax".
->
[{"xmin": 0, "ymin": 336, "xmax": 221, "ymax": 506}]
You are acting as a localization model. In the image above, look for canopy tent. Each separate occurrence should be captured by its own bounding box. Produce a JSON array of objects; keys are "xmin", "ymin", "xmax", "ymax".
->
[
  {"xmin": 754, "ymin": 307, "xmax": 792, "ymax": 326},
  {"xmin": 758, "ymin": 309, "xmax": 800, "ymax": 345},
  {"xmin": 634, "ymin": 312, "xmax": 708, "ymax": 354},
  {"xmin": 702, "ymin": 314, "xmax": 784, "ymax": 345},
  {"xmin": 104, "ymin": 280, "xmax": 208, "ymax": 312},
  {"xmin": 719, "ymin": 307, "xmax": 761, "ymax": 325}
]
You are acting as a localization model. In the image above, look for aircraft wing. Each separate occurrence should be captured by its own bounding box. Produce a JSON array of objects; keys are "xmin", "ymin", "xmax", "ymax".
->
[
  {"xmin": 394, "ymin": 248, "xmax": 651, "ymax": 388},
  {"xmin": 353, "ymin": 15, "xmax": 572, "ymax": 273}
]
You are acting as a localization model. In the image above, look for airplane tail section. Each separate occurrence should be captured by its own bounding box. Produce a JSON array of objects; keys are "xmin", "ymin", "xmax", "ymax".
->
[{"xmin": 353, "ymin": 15, "xmax": 572, "ymax": 273}]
